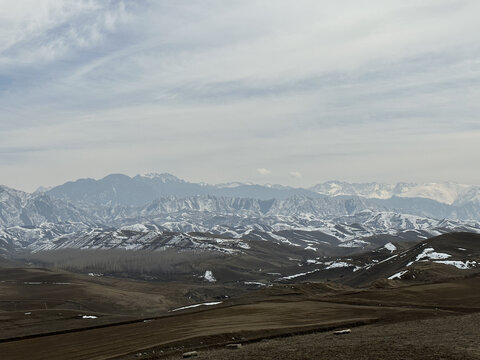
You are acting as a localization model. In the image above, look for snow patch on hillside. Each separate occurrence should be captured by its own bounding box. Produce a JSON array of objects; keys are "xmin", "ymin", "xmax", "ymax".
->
[
  {"xmin": 415, "ymin": 248, "xmax": 451, "ymax": 261},
  {"xmin": 388, "ymin": 270, "xmax": 408, "ymax": 280},
  {"xmin": 171, "ymin": 301, "xmax": 222, "ymax": 312},
  {"xmin": 434, "ymin": 260, "xmax": 477, "ymax": 269},
  {"xmin": 325, "ymin": 261, "xmax": 351, "ymax": 269},
  {"xmin": 203, "ymin": 270, "xmax": 216, "ymax": 282},
  {"xmin": 384, "ymin": 243, "xmax": 397, "ymax": 253}
]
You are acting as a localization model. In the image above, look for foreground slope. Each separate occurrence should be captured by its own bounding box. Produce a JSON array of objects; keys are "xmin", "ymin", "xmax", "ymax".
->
[
  {"xmin": 168, "ymin": 313, "xmax": 480, "ymax": 360},
  {"xmin": 273, "ymin": 232, "xmax": 480, "ymax": 287}
]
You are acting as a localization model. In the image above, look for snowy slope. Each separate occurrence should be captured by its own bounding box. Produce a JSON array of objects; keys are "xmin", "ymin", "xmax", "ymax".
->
[{"xmin": 2, "ymin": 210, "xmax": 479, "ymax": 255}]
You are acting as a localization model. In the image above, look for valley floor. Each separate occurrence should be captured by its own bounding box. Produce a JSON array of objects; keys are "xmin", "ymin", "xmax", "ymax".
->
[{"xmin": 0, "ymin": 269, "xmax": 479, "ymax": 360}]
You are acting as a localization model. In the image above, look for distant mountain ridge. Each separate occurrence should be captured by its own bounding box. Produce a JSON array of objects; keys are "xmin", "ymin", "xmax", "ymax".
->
[
  {"xmin": 46, "ymin": 173, "xmax": 322, "ymax": 205},
  {"xmin": 44, "ymin": 173, "xmax": 480, "ymax": 206}
]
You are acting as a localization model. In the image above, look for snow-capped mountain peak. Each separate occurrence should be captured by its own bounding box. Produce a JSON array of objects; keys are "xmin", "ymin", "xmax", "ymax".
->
[{"xmin": 136, "ymin": 173, "xmax": 183, "ymax": 183}]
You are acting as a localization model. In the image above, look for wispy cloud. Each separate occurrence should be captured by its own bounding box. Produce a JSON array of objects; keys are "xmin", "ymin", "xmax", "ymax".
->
[
  {"xmin": 0, "ymin": 1, "xmax": 479, "ymax": 190},
  {"xmin": 0, "ymin": 1, "xmax": 131, "ymax": 64}
]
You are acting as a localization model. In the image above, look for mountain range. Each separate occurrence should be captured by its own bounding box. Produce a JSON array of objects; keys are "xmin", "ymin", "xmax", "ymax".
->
[{"xmin": 1, "ymin": 173, "xmax": 480, "ymax": 256}]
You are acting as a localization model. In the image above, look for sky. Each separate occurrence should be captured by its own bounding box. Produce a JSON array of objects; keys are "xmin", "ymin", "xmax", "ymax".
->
[{"xmin": 0, "ymin": 0, "xmax": 479, "ymax": 191}]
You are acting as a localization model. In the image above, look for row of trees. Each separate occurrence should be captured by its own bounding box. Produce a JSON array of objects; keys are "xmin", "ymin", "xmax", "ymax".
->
[{"xmin": 20, "ymin": 248, "xmax": 224, "ymax": 277}]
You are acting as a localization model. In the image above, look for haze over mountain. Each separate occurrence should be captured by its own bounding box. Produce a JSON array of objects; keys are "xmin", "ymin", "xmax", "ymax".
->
[
  {"xmin": 43, "ymin": 173, "xmax": 480, "ymax": 207},
  {"xmin": 46, "ymin": 173, "xmax": 320, "ymax": 205}
]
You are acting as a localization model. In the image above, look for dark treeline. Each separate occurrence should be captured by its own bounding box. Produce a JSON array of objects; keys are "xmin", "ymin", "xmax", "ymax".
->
[{"xmin": 19, "ymin": 248, "xmax": 225, "ymax": 278}]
